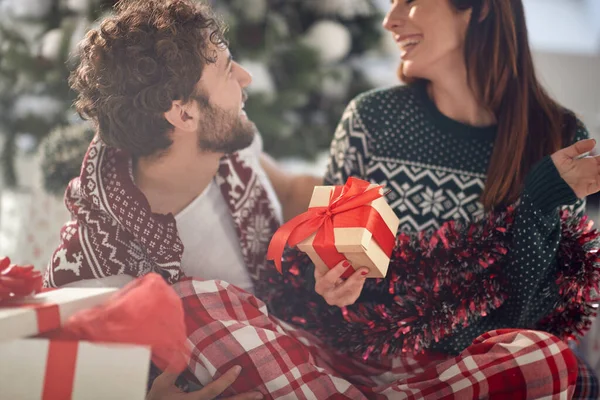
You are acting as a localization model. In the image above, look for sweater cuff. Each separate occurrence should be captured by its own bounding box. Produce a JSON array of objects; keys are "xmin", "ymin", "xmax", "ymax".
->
[{"xmin": 524, "ymin": 156, "xmax": 579, "ymax": 213}]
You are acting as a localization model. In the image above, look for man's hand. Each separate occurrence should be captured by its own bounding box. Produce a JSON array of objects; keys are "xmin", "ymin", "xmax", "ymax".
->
[
  {"xmin": 146, "ymin": 366, "xmax": 263, "ymax": 400},
  {"xmin": 314, "ymin": 260, "xmax": 369, "ymax": 307},
  {"xmin": 551, "ymin": 138, "xmax": 600, "ymax": 199}
]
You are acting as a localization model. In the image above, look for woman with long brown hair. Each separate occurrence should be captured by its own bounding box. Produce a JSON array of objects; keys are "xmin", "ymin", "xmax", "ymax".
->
[{"xmin": 265, "ymin": 0, "xmax": 600, "ymax": 398}]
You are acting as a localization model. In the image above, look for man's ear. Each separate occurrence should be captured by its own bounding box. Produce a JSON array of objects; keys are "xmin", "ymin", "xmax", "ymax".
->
[{"xmin": 164, "ymin": 100, "xmax": 197, "ymax": 132}]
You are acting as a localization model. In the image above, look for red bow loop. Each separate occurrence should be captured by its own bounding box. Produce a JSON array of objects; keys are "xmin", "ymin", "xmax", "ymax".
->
[
  {"xmin": 0, "ymin": 257, "xmax": 43, "ymax": 302},
  {"xmin": 267, "ymin": 178, "xmax": 385, "ymax": 273}
]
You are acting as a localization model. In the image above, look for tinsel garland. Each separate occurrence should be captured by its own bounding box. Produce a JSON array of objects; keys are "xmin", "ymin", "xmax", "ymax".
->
[
  {"xmin": 267, "ymin": 209, "xmax": 600, "ymax": 361},
  {"xmin": 536, "ymin": 210, "xmax": 600, "ymax": 341}
]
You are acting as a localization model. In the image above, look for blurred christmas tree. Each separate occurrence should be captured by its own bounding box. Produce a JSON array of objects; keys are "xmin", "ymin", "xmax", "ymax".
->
[
  {"xmin": 0, "ymin": 0, "xmax": 116, "ymax": 188},
  {"xmin": 211, "ymin": 0, "xmax": 384, "ymax": 160},
  {"xmin": 1, "ymin": 0, "xmax": 388, "ymax": 193}
]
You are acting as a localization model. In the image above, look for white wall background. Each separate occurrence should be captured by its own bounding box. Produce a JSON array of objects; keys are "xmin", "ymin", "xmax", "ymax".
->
[
  {"xmin": 524, "ymin": 0, "xmax": 600, "ymax": 141},
  {"xmin": 534, "ymin": 51, "xmax": 600, "ymax": 141}
]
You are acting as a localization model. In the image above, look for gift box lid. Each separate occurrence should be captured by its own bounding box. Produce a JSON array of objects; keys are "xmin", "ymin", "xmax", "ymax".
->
[
  {"xmin": 0, "ymin": 288, "xmax": 116, "ymax": 343},
  {"xmin": 301, "ymin": 185, "xmax": 400, "ymax": 253}
]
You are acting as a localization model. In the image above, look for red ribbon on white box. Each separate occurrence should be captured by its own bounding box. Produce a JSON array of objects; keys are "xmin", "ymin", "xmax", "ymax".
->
[
  {"xmin": 14, "ymin": 301, "xmax": 61, "ymax": 333},
  {"xmin": 43, "ymin": 340, "xmax": 78, "ymax": 399},
  {"xmin": 267, "ymin": 177, "xmax": 396, "ymax": 278},
  {"xmin": 0, "ymin": 275, "xmax": 185, "ymax": 399},
  {"xmin": 1, "ymin": 298, "xmax": 78, "ymax": 399},
  {"xmin": 0, "ymin": 287, "xmax": 117, "ymax": 343},
  {"xmin": 0, "ymin": 338, "xmax": 151, "ymax": 399}
]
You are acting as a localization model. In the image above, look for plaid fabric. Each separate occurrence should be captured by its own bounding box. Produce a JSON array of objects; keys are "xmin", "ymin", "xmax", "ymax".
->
[
  {"xmin": 574, "ymin": 351, "xmax": 600, "ymax": 400},
  {"xmin": 174, "ymin": 279, "xmax": 578, "ymax": 400}
]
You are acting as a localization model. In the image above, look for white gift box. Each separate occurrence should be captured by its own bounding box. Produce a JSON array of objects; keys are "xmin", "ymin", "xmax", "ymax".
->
[
  {"xmin": 0, "ymin": 338, "xmax": 151, "ymax": 400},
  {"xmin": 0, "ymin": 287, "xmax": 154, "ymax": 399},
  {"xmin": 0, "ymin": 288, "xmax": 116, "ymax": 342}
]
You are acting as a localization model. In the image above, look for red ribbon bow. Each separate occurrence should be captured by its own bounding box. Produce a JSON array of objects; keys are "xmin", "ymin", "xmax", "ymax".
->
[
  {"xmin": 267, "ymin": 177, "xmax": 396, "ymax": 277},
  {"xmin": 0, "ymin": 256, "xmax": 42, "ymax": 302}
]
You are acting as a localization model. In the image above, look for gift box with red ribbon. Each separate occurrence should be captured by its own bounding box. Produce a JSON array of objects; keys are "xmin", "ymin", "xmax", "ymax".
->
[
  {"xmin": 0, "ymin": 264, "xmax": 190, "ymax": 400},
  {"xmin": 268, "ymin": 177, "xmax": 400, "ymax": 278},
  {"xmin": 0, "ymin": 256, "xmax": 117, "ymax": 342},
  {"xmin": 0, "ymin": 338, "xmax": 151, "ymax": 400},
  {"xmin": 0, "ymin": 287, "xmax": 117, "ymax": 343}
]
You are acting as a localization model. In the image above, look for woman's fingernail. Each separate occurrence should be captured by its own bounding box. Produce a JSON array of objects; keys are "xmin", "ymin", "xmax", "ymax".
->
[
  {"xmin": 343, "ymin": 261, "xmax": 351, "ymax": 268},
  {"xmin": 252, "ymin": 393, "xmax": 264, "ymax": 399},
  {"xmin": 361, "ymin": 270, "xmax": 368, "ymax": 276}
]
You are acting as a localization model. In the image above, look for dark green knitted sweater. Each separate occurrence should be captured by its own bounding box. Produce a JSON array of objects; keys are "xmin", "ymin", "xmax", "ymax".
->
[{"xmin": 267, "ymin": 81, "xmax": 591, "ymax": 357}]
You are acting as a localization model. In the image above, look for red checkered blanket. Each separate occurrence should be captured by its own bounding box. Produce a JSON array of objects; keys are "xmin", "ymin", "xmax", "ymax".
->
[{"xmin": 174, "ymin": 278, "xmax": 578, "ymax": 399}]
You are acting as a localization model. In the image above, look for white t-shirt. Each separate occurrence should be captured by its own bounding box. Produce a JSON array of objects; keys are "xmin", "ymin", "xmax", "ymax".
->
[
  {"xmin": 62, "ymin": 134, "xmax": 282, "ymax": 292},
  {"xmin": 174, "ymin": 179, "xmax": 252, "ymax": 291}
]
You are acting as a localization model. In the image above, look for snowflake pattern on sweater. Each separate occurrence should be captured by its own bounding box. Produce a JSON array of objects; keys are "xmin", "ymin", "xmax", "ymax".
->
[
  {"xmin": 326, "ymin": 83, "xmax": 587, "ymax": 234},
  {"xmin": 270, "ymin": 81, "xmax": 593, "ymax": 356}
]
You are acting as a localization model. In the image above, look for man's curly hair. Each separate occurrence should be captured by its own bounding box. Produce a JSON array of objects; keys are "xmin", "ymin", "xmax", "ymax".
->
[{"xmin": 70, "ymin": 0, "xmax": 227, "ymax": 156}]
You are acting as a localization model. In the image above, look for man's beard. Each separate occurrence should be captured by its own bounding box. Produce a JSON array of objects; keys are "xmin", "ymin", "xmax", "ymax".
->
[{"xmin": 197, "ymin": 103, "xmax": 255, "ymax": 154}]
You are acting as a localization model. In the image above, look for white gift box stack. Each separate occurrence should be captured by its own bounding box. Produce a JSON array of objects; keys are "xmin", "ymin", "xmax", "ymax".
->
[{"xmin": 0, "ymin": 288, "xmax": 152, "ymax": 400}]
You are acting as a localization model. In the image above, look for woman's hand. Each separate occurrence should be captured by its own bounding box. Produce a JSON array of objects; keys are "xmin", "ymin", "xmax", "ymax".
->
[
  {"xmin": 551, "ymin": 138, "xmax": 600, "ymax": 198},
  {"xmin": 314, "ymin": 260, "xmax": 369, "ymax": 307},
  {"xmin": 146, "ymin": 366, "xmax": 263, "ymax": 400}
]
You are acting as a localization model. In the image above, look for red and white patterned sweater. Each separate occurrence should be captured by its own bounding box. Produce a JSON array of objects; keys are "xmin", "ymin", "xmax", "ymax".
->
[{"xmin": 43, "ymin": 135, "xmax": 285, "ymax": 301}]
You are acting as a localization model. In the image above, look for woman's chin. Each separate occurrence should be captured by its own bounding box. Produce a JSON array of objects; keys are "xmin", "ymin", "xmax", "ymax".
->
[{"xmin": 400, "ymin": 61, "xmax": 421, "ymax": 80}]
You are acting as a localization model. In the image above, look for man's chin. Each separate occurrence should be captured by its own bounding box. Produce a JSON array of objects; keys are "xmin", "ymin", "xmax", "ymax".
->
[
  {"xmin": 233, "ymin": 120, "xmax": 257, "ymax": 151},
  {"xmin": 198, "ymin": 117, "xmax": 257, "ymax": 154},
  {"xmin": 229, "ymin": 137, "xmax": 254, "ymax": 153},
  {"xmin": 205, "ymin": 130, "xmax": 255, "ymax": 155}
]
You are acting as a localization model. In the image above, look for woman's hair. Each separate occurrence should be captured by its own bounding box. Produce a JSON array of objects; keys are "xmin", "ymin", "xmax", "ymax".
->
[
  {"xmin": 399, "ymin": 0, "xmax": 577, "ymax": 210},
  {"xmin": 69, "ymin": 0, "xmax": 227, "ymax": 156}
]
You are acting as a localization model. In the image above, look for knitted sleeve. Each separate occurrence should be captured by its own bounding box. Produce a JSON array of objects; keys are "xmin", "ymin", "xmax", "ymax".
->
[
  {"xmin": 431, "ymin": 122, "xmax": 592, "ymax": 354},
  {"xmin": 324, "ymin": 100, "xmax": 373, "ymax": 185},
  {"xmin": 276, "ymin": 99, "xmax": 375, "ymax": 292}
]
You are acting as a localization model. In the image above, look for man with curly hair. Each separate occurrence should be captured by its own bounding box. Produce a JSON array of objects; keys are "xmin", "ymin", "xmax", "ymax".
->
[
  {"xmin": 45, "ymin": 0, "xmax": 318, "ymax": 293},
  {"xmin": 44, "ymin": 0, "xmax": 319, "ymax": 397}
]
